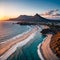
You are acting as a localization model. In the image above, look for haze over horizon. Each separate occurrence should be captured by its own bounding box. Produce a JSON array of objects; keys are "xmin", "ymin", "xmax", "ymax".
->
[{"xmin": 0, "ymin": 0, "xmax": 60, "ymax": 20}]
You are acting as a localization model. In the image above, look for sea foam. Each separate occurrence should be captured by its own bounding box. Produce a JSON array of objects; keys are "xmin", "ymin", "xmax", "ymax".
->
[{"xmin": 0, "ymin": 28, "xmax": 37, "ymax": 60}]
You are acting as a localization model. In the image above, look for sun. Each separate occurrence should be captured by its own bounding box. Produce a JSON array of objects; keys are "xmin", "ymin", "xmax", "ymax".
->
[
  {"xmin": 0, "ymin": 16, "xmax": 9, "ymax": 21},
  {"xmin": 0, "ymin": 16, "xmax": 4, "ymax": 21},
  {"xmin": 0, "ymin": 6, "xmax": 9, "ymax": 21},
  {"xmin": 0, "ymin": 14, "xmax": 7, "ymax": 21}
]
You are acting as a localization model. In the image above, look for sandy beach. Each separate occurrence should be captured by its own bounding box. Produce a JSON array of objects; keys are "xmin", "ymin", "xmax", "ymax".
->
[
  {"xmin": 0, "ymin": 26, "xmax": 38, "ymax": 60},
  {"xmin": 38, "ymin": 34, "xmax": 59, "ymax": 60}
]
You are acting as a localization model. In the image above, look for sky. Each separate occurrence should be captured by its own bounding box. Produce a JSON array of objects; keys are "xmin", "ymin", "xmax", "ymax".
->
[{"xmin": 0, "ymin": 0, "xmax": 60, "ymax": 20}]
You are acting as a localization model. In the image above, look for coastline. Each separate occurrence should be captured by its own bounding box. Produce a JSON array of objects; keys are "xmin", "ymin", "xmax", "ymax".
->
[
  {"xmin": 50, "ymin": 32, "xmax": 60, "ymax": 59},
  {"xmin": 37, "ymin": 36, "xmax": 47, "ymax": 60},
  {"xmin": 0, "ymin": 27, "xmax": 38, "ymax": 60},
  {"xmin": 37, "ymin": 34, "xmax": 59, "ymax": 60},
  {"xmin": 0, "ymin": 26, "xmax": 31, "ymax": 44}
]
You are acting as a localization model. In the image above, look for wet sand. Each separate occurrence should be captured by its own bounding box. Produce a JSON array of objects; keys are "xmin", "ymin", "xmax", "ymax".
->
[{"xmin": 38, "ymin": 34, "xmax": 59, "ymax": 60}]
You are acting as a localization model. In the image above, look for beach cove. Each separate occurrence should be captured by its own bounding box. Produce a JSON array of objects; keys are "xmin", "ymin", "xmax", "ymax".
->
[
  {"xmin": 6, "ymin": 26, "xmax": 46, "ymax": 60},
  {"xmin": 1, "ymin": 23, "xmax": 58, "ymax": 60},
  {"xmin": 0, "ymin": 21, "xmax": 46, "ymax": 60},
  {"xmin": 0, "ymin": 26, "xmax": 39, "ymax": 60}
]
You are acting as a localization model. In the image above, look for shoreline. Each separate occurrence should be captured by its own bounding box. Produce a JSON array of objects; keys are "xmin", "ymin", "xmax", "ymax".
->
[
  {"xmin": 0, "ymin": 27, "xmax": 38, "ymax": 60},
  {"xmin": 0, "ymin": 26, "xmax": 31, "ymax": 44},
  {"xmin": 37, "ymin": 34, "xmax": 59, "ymax": 60},
  {"xmin": 37, "ymin": 36, "xmax": 47, "ymax": 60}
]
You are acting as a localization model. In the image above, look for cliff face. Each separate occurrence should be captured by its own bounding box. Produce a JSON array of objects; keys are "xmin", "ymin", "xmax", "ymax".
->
[{"xmin": 50, "ymin": 32, "xmax": 60, "ymax": 58}]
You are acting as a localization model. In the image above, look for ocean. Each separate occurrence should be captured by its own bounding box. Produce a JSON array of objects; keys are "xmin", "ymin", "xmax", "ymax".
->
[
  {"xmin": 0, "ymin": 21, "xmax": 30, "ymax": 43},
  {"xmin": 6, "ymin": 28, "xmax": 45, "ymax": 60},
  {"xmin": 0, "ymin": 21, "xmax": 45, "ymax": 60}
]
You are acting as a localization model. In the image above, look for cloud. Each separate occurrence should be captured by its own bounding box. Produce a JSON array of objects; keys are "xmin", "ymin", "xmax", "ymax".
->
[
  {"xmin": 53, "ymin": 13, "xmax": 60, "ymax": 16},
  {"xmin": 40, "ymin": 9, "xmax": 60, "ymax": 19}
]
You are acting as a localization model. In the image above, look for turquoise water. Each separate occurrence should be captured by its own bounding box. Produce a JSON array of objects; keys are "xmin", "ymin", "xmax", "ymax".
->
[{"xmin": 7, "ymin": 31, "xmax": 45, "ymax": 60}]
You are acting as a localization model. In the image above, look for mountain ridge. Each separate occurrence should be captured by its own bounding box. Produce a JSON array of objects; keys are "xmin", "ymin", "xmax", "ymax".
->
[{"xmin": 9, "ymin": 14, "xmax": 60, "ymax": 23}]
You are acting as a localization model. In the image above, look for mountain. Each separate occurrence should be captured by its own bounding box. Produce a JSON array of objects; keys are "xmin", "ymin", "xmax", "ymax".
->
[
  {"xmin": 17, "ymin": 15, "xmax": 32, "ymax": 20},
  {"xmin": 9, "ymin": 14, "xmax": 60, "ymax": 23}
]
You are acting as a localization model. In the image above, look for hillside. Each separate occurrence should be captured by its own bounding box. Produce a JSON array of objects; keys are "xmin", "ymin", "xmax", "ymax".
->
[{"xmin": 8, "ymin": 14, "xmax": 60, "ymax": 24}]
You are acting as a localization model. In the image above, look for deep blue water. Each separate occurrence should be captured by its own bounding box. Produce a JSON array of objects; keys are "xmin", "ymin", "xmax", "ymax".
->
[{"xmin": 7, "ymin": 31, "xmax": 45, "ymax": 60}]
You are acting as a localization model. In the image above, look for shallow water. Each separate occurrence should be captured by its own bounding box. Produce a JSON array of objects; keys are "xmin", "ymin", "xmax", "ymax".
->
[{"xmin": 7, "ymin": 31, "xmax": 45, "ymax": 60}]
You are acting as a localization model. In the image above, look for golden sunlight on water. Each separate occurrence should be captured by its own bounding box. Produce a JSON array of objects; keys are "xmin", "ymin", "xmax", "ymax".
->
[{"xmin": 0, "ymin": 16, "xmax": 10, "ymax": 21}]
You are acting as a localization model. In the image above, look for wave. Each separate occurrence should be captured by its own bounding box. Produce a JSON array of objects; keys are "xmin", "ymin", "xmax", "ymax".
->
[
  {"xmin": 0, "ymin": 27, "xmax": 37, "ymax": 60},
  {"xmin": 37, "ymin": 37, "xmax": 47, "ymax": 60},
  {"xmin": 0, "ymin": 26, "xmax": 32, "ymax": 44}
]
